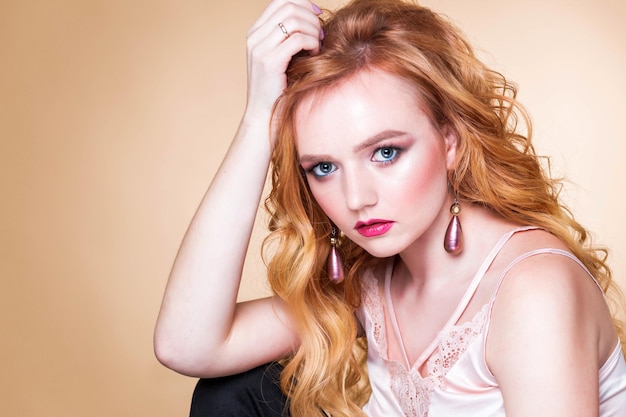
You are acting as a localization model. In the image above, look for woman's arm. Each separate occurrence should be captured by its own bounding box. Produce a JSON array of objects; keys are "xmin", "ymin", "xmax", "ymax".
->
[
  {"xmin": 154, "ymin": 0, "xmax": 323, "ymax": 378},
  {"xmin": 487, "ymin": 252, "xmax": 617, "ymax": 416}
]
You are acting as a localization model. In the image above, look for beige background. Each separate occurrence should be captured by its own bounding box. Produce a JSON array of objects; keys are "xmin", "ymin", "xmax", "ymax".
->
[{"xmin": 1, "ymin": 0, "xmax": 624, "ymax": 415}]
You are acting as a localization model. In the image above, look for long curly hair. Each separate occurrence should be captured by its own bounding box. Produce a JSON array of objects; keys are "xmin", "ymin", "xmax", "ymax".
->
[{"xmin": 262, "ymin": 0, "xmax": 626, "ymax": 415}]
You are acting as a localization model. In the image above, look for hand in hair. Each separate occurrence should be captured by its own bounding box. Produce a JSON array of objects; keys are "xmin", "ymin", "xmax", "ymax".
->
[{"xmin": 244, "ymin": 0, "xmax": 323, "ymax": 146}]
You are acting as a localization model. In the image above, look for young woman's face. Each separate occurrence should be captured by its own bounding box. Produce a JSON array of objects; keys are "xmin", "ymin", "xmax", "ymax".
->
[{"xmin": 295, "ymin": 69, "xmax": 457, "ymax": 257}]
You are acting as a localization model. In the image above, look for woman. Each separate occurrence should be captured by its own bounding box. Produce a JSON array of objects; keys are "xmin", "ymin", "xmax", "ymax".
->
[{"xmin": 154, "ymin": 0, "xmax": 626, "ymax": 416}]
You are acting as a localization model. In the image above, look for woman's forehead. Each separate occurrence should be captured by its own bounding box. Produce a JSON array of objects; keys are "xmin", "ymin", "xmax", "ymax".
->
[
  {"xmin": 295, "ymin": 69, "xmax": 426, "ymax": 118},
  {"xmin": 293, "ymin": 70, "xmax": 437, "ymax": 155}
]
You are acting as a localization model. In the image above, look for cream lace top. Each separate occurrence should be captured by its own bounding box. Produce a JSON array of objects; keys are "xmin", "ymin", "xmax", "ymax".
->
[{"xmin": 356, "ymin": 227, "xmax": 626, "ymax": 416}]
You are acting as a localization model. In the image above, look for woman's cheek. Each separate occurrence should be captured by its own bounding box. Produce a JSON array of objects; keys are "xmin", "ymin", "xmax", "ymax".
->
[{"xmin": 309, "ymin": 181, "xmax": 337, "ymax": 217}]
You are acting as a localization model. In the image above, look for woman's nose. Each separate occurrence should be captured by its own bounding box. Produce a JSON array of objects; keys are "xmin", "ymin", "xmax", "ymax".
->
[{"xmin": 343, "ymin": 168, "xmax": 377, "ymax": 211}]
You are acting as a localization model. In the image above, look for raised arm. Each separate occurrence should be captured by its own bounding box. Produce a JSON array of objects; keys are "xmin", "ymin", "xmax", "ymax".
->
[{"xmin": 154, "ymin": 0, "xmax": 323, "ymax": 378}]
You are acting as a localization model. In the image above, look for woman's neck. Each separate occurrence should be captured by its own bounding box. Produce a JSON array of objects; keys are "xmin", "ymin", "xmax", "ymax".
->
[{"xmin": 396, "ymin": 204, "xmax": 516, "ymax": 291}]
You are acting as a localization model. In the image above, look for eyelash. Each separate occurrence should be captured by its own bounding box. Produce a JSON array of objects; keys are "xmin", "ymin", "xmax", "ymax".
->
[
  {"xmin": 372, "ymin": 146, "xmax": 400, "ymax": 163},
  {"xmin": 306, "ymin": 162, "xmax": 337, "ymax": 178},
  {"xmin": 305, "ymin": 145, "xmax": 402, "ymax": 179}
]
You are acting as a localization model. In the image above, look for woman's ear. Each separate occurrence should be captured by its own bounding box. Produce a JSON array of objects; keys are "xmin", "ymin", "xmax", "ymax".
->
[{"xmin": 442, "ymin": 124, "xmax": 459, "ymax": 170}]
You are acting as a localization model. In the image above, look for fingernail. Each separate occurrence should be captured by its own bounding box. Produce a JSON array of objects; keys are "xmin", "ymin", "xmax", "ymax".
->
[
  {"xmin": 320, "ymin": 28, "xmax": 325, "ymax": 40},
  {"xmin": 312, "ymin": 3, "xmax": 322, "ymax": 15}
]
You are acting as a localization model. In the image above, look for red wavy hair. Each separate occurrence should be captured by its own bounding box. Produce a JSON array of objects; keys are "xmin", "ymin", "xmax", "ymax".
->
[{"xmin": 262, "ymin": 1, "xmax": 625, "ymax": 415}]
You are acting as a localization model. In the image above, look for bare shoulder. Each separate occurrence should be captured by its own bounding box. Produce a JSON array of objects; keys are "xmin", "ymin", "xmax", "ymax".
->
[
  {"xmin": 492, "ymin": 247, "xmax": 603, "ymax": 325},
  {"xmin": 490, "ymin": 229, "xmax": 605, "ymax": 314},
  {"xmin": 485, "ymin": 232, "xmax": 618, "ymax": 414},
  {"xmin": 486, "ymin": 229, "xmax": 605, "ymax": 333},
  {"xmin": 488, "ymin": 234, "xmax": 615, "ymax": 359}
]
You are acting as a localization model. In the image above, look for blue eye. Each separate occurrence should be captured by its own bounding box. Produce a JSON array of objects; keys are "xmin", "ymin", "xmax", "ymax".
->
[
  {"xmin": 372, "ymin": 147, "xmax": 399, "ymax": 162},
  {"xmin": 309, "ymin": 162, "xmax": 336, "ymax": 178}
]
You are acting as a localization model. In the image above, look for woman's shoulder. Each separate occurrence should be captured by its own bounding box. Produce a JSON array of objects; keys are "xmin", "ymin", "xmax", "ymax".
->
[
  {"xmin": 483, "ymin": 227, "xmax": 577, "ymax": 286},
  {"xmin": 493, "ymin": 227, "xmax": 600, "ymax": 316},
  {"xmin": 487, "ymin": 227, "xmax": 617, "ymax": 369}
]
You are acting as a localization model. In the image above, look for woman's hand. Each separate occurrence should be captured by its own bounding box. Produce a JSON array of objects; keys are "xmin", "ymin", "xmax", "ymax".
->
[{"xmin": 243, "ymin": 0, "xmax": 323, "ymax": 143}]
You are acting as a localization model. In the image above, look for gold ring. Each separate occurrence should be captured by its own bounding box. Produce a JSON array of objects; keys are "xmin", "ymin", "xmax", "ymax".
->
[{"xmin": 278, "ymin": 22, "xmax": 290, "ymax": 39}]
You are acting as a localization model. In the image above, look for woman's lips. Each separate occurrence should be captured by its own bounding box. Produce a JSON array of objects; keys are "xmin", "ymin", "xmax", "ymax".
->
[{"xmin": 354, "ymin": 219, "xmax": 394, "ymax": 237}]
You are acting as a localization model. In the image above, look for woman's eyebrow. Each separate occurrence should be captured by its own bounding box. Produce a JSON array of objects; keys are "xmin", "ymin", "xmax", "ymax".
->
[
  {"xmin": 352, "ymin": 129, "xmax": 407, "ymax": 153},
  {"xmin": 299, "ymin": 153, "xmax": 331, "ymax": 165}
]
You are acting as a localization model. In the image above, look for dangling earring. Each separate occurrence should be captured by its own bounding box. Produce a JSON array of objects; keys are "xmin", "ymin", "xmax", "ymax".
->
[
  {"xmin": 327, "ymin": 226, "xmax": 345, "ymax": 283},
  {"xmin": 444, "ymin": 196, "xmax": 463, "ymax": 255}
]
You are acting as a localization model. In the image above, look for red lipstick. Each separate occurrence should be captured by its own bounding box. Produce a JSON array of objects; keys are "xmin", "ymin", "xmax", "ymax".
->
[{"xmin": 355, "ymin": 219, "xmax": 394, "ymax": 237}]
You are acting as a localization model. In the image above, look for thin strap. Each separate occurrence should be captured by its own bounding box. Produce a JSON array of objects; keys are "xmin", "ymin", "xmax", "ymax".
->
[
  {"xmin": 384, "ymin": 259, "xmax": 411, "ymax": 367},
  {"xmin": 487, "ymin": 248, "xmax": 601, "ymax": 314},
  {"xmin": 384, "ymin": 226, "xmax": 538, "ymax": 370}
]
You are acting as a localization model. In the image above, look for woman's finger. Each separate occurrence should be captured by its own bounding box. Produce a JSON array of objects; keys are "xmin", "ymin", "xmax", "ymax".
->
[
  {"xmin": 248, "ymin": 1, "xmax": 322, "ymax": 53},
  {"xmin": 248, "ymin": 0, "xmax": 321, "ymax": 35},
  {"xmin": 243, "ymin": 0, "xmax": 323, "ymax": 132}
]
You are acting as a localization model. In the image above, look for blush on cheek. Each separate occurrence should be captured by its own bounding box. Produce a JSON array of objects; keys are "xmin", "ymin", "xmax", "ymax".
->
[
  {"xmin": 389, "ymin": 152, "xmax": 448, "ymax": 208},
  {"xmin": 392, "ymin": 148, "xmax": 444, "ymax": 186}
]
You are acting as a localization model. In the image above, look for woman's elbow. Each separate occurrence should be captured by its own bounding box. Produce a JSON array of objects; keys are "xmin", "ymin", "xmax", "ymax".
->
[{"xmin": 153, "ymin": 333, "xmax": 226, "ymax": 377}]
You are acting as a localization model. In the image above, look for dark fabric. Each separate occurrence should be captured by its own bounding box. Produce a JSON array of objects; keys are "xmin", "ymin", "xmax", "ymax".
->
[{"xmin": 189, "ymin": 363, "xmax": 290, "ymax": 417}]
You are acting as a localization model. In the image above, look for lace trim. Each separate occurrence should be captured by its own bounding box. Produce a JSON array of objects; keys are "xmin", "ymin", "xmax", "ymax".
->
[
  {"xmin": 361, "ymin": 271, "xmax": 387, "ymax": 355},
  {"xmin": 426, "ymin": 304, "xmax": 488, "ymax": 390},
  {"xmin": 361, "ymin": 272, "xmax": 488, "ymax": 417}
]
